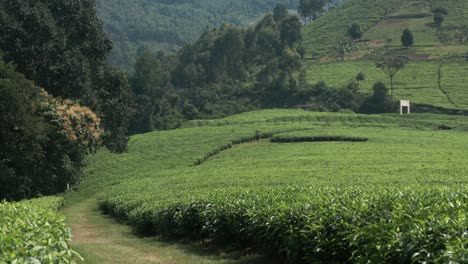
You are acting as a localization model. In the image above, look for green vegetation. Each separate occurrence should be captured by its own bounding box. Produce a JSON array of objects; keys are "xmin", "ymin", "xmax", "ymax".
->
[
  {"xmin": 76, "ymin": 109, "xmax": 468, "ymax": 263},
  {"xmin": 0, "ymin": 0, "xmax": 133, "ymax": 154},
  {"xmin": 0, "ymin": 59, "xmax": 104, "ymax": 200},
  {"xmin": 270, "ymin": 130, "xmax": 368, "ymax": 142},
  {"xmin": 96, "ymin": 0, "xmax": 300, "ymax": 71},
  {"xmin": 128, "ymin": 11, "xmax": 306, "ymax": 134},
  {"xmin": 304, "ymin": 61, "xmax": 468, "ymax": 110},
  {"xmin": 0, "ymin": 196, "xmax": 81, "ymax": 263},
  {"xmin": 301, "ymin": 0, "xmax": 468, "ymax": 113}
]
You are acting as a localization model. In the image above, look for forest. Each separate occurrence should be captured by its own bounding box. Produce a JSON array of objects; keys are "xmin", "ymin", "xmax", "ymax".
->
[{"xmin": 97, "ymin": 0, "xmax": 346, "ymax": 71}]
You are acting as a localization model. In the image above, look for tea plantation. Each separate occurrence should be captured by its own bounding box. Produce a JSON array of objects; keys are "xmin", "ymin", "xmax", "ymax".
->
[
  {"xmin": 0, "ymin": 196, "xmax": 81, "ymax": 263},
  {"xmin": 90, "ymin": 110, "xmax": 468, "ymax": 263}
]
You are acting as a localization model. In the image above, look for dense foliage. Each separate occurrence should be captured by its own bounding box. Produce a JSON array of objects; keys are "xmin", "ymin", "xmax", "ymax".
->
[
  {"xmin": 0, "ymin": 196, "xmax": 80, "ymax": 263},
  {"xmin": 102, "ymin": 187, "xmax": 468, "ymax": 263},
  {"xmin": 0, "ymin": 0, "xmax": 133, "ymax": 153},
  {"xmin": 96, "ymin": 0, "xmax": 303, "ymax": 71},
  {"xmin": 129, "ymin": 11, "xmax": 307, "ymax": 133},
  {"xmin": 0, "ymin": 59, "xmax": 103, "ymax": 200}
]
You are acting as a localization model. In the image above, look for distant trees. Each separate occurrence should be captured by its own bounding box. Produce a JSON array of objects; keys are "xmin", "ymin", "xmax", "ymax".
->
[
  {"xmin": 128, "ymin": 11, "xmax": 306, "ymax": 133},
  {"xmin": 348, "ymin": 22, "xmax": 363, "ymax": 40},
  {"xmin": 432, "ymin": 7, "xmax": 448, "ymax": 27},
  {"xmin": 273, "ymin": 3, "xmax": 289, "ymax": 22},
  {"xmin": 375, "ymin": 56, "xmax": 408, "ymax": 100},
  {"xmin": 280, "ymin": 15, "xmax": 303, "ymax": 47},
  {"xmin": 401, "ymin": 29, "xmax": 414, "ymax": 48},
  {"xmin": 299, "ymin": 0, "xmax": 326, "ymax": 23}
]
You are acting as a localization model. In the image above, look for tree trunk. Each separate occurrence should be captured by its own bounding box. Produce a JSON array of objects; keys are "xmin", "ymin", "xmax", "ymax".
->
[{"xmin": 390, "ymin": 76, "xmax": 394, "ymax": 101}]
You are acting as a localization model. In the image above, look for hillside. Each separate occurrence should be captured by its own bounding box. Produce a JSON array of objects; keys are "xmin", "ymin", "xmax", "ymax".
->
[
  {"xmin": 302, "ymin": 0, "xmax": 468, "ymax": 110},
  {"xmin": 62, "ymin": 109, "xmax": 468, "ymax": 263},
  {"xmin": 96, "ymin": 0, "xmax": 300, "ymax": 71}
]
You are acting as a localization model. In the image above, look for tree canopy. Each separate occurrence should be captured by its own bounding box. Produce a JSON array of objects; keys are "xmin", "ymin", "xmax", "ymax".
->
[{"xmin": 0, "ymin": 0, "xmax": 133, "ymax": 153}]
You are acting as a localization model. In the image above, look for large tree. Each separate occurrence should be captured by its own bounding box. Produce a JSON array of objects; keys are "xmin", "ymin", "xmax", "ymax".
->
[
  {"xmin": 0, "ymin": 58, "xmax": 103, "ymax": 200},
  {"xmin": 375, "ymin": 56, "xmax": 408, "ymax": 101},
  {"xmin": 0, "ymin": 0, "xmax": 133, "ymax": 152}
]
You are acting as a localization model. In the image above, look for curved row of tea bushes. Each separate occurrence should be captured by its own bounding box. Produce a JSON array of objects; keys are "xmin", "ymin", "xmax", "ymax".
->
[
  {"xmin": 99, "ymin": 186, "xmax": 468, "ymax": 263},
  {"xmin": 0, "ymin": 196, "xmax": 81, "ymax": 263},
  {"xmin": 270, "ymin": 135, "xmax": 368, "ymax": 143}
]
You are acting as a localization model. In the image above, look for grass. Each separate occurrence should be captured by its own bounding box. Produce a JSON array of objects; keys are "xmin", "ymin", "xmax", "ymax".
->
[
  {"xmin": 63, "ymin": 197, "xmax": 271, "ymax": 264},
  {"xmin": 302, "ymin": 0, "xmax": 405, "ymax": 57},
  {"xmin": 72, "ymin": 109, "xmax": 468, "ymax": 262}
]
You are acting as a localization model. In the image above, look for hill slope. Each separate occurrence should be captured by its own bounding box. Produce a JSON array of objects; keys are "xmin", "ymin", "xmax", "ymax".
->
[
  {"xmin": 65, "ymin": 109, "xmax": 468, "ymax": 263},
  {"xmin": 302, "ymin": 0, "xmax": 468, "ymax": 110}
]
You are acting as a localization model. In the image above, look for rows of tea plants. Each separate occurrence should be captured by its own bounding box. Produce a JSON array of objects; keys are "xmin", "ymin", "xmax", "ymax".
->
[
  {"xmin": 270, "ymin": 130, "xmax": 368, "ymax": 143},
  {"xmin": 0, "ymin": 196, "xmax": 81, "ymax": 263},
  {"xmin": 100, "ymin": 186, "xmax": 468, "ymax": 263},
  {"xmin": 93, "ymin": 110, "xmax": 468, "ymax": 263}
]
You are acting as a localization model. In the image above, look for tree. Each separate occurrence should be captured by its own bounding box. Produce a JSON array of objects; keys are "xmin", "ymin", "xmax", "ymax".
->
[
  {"xmin": 375, "ymin": 56, "xmax": 408, "ymax": 101},
  {"xmin": 356, "ymin": 72, "xmax": 365, "ymax": 88},
  {"xmin": 0, "ymin": 58, "xmax": 103, "ymax": 200},
  {"xmin": 401, "ymin": 29, "xmax": 414, "ymax": 48},
  {"xmin": 273, "ymin": 3, "xmax": 288, "ymax": 23},
  {"xmin": 360, "ymin": 82, "xmax": 393, "ymax": 113},
  {"xmin": 0, "ymin": 60, "xmax": 49, "ymax": 200},
  {"xmin": 356, "ymin": 72, "xmax": 365, "ymax": 82},
  {"xmin": 131, "ymin": 50, "xmax": 181, "ymax": 133},
  {"xmin": 280, "ymin": 15, "xmax": 303, "ymax": 48},
  {"xmin": 0, "ymin": 0, "xmax": 133, "ymax": 153},
  {"xmin": 432, "ymin": 7, "xmax": 448, "ymax": 27},
  {"xmin": 299, "ymin": 0, "xmax": 326, "ymax": 23},
  {"xmin": 348, "ymin": 22, "xmax": 362, "ymax": 40},
  {"xmin": 433, "ymin": 13, "xmax": 445, "ymax": 27},
  {"xmin": 297, "ymin": 46, "xmax": 307, "ymax": 59}
]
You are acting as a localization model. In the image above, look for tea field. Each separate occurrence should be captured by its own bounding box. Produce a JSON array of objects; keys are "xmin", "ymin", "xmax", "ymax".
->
[
  {"xmin": 305, "ymin": 61, "xmax": 468, "ymax": 110},
  {"xmin": 88, "ymin": 110, "xmax": 468, "ymax": 263},
  {"xmin": 0, "ymin": 196, "xmax": 81, "ymax": 263}
]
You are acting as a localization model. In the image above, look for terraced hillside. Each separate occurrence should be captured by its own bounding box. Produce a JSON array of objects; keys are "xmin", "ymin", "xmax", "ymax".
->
[
  {"xmin": 66, "ymin": 110, "xmax": 468, "ymax": 263},
  {"xmin": 302, "ymin": 0, "xmax": 468, "ymax": 110}
]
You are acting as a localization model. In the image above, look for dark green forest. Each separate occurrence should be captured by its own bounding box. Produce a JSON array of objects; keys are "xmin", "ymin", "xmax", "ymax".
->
[
  {"xmin": 0, "ymin": 0, "xmax": 132, "ymax": 199},
  {"xmin": 96, "ymin": 0, "xmax": 346, "ymax": 71}
]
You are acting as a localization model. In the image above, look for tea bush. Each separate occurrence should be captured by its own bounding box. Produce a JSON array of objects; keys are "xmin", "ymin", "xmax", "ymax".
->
[
  {"xmin": 100, "ymin": 187, "xmax": 468, "ymax": 263},
  {"xmin": 0, "ymin": 196, "xmax": 81, "ymax": 263},
  {"xmin": 94, "ymin": 110, "xmax": 468, "ymax": 263}
]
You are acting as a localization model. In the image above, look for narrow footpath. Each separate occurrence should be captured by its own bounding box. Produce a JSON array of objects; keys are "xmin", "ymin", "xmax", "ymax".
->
[{"xmin": 61, "ymin": 197, "xmax": 268, "ymax": 264}]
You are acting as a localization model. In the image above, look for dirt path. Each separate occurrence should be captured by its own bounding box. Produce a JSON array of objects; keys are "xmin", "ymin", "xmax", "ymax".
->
[{"xmin": 62, "ymin": 197, "xmax": 267, "ymax": 264}]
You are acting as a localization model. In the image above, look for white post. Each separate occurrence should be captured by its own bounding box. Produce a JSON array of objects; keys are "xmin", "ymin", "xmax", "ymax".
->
[
  {"xmin": 400, "ymin": 100, "xmax": 410, "ymax": 115},
  {"xmin": 67, "ymin": 184, "xmax": 70, "ymax": 190}
]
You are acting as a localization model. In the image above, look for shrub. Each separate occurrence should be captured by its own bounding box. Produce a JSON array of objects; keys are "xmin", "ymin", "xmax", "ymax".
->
[
  {"xmin": 0, "ymin": 197, "xmax": 81, "ymax": 263},
  {"xmin": 270, "ymin": 135, "xmax": 368, "ymax": 143},
  {"xmin": 99, "ymin": 187, "xmax": 468, "ymax": 263}
]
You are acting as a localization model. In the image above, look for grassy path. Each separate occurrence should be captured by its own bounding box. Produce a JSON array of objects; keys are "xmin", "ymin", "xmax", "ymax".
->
[{"xmin": 61, "ymin": 196, "xmax": 271, "ymax": 264}]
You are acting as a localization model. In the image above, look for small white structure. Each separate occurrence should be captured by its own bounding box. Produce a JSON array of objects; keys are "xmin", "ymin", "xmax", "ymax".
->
[{"xmin": 400, "ymin": 99, "xmax": 411, "ymax": 115}]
